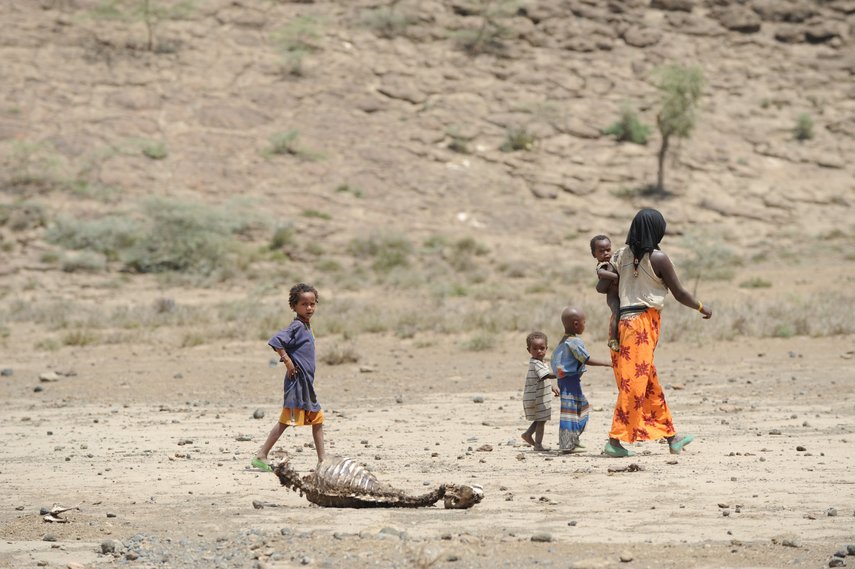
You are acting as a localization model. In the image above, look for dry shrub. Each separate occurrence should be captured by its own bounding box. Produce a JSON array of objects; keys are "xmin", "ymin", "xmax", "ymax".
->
[{"xmin": 320, "ymin": 344, "xmax": 359, "ymax": 365}]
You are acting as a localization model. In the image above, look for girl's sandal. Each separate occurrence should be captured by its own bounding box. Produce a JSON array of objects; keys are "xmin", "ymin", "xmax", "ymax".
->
[{"xmin": 251, "ymin": 457, "xmax": 274, "ymax": 472}]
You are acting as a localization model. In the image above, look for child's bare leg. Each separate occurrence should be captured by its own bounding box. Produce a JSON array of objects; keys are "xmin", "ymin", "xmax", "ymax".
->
[
  {"xmin": 258, "ymin": 422, "xmax": 288, "ymax": 459},
  {"xmin": 533, "ymin": 421, "xmax": 545, "ymax": 450},
  {"xmin": 607, "ymin": 287, "xmax": 621, "ymax": 351},
  {"xmin": 312, "ymin": 424, "xmax": 325, "ymax": 462},
  {"xmin": 521, "ymin": 422, "xmax": 537, "ymax": 446}
]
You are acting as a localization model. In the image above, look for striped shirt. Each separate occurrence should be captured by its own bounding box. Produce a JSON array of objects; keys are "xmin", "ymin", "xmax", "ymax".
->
[{"xmin": 522, "ymin": 358, "xmax": 553, "ymax": 421}]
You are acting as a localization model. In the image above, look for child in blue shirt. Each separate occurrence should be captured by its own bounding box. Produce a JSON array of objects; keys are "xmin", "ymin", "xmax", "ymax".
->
[
  {"xmin": 252, "ymin": 283, "xmax": 325, "ymax": 472},
  {"xmin": 551, "ymin": 306, "xmax": 612, "ymax": 453}
]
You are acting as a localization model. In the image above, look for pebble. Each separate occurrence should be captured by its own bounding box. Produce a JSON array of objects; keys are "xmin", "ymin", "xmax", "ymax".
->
[
  {"xmin": 828, "ymin": 508, "xmax": 838, "ymax": 517},
  {"xmin": 125, "ymin": 551, "xmax": 139, "ymax": 560},
  {"xmin": 177, "ymin": 439, "xmax": 193, "ymax": 446},
  {"xmin": 101, "ymin": 539, "xmax": 124, "ymax": 554},
  {"xmin": 848, "ymin": 544, "xmax": 855, "ymax": 555},
  {"xmin": 253, "ymin": 409, "xmax": 265, "ymax": 419},
  {"xmin": 829, "ymin": 559, "xmax": 844, "ymax": 567},
  {"xmin": 1, "ymin": 368, "xmax": 13, "ymax": 376},
  {"xmin": 280, "ymin": 528, "xmax": 292, "ymax": 536},
  {"xmin": 782, "ymin": 539, "xmax": 801, "ymax": 548},
  {"xmin": 378, "ymin": 527, "xmax": 404, "ymax": 539},
  {"xmin": 106, "ymin": 512, "xmax": 117, "ymax": 518},
  {"xmin": 769, "ymin": 429, "xmax": 782, "ymax": 435},
  {"xmin": 15, "ymin": 505, "xmax": 23, "ymax": 511},
  {"xmin": 472, "ymin": 395, "xmax": 484, "ymax": 403},
  {"xmin": 620, "ymin": 552, "xmax": 633, "ymax": 562},
  {"xmin": 834, "ymin": 550, "xmax": 847, "ymax": 558},
  {"xmin": 43, "ymin": 534, "xmax": 57, "ymax": 542},
  {"xmin": 300, "ymin": 556, "xmax": 312, "ymax": 565},
  {"xmin": 39, "ymin": 372, "xmax": 60, "ymax": 382},
  {"xmin": 796, "ymin": 446, "xmax": 806, "ymax": 451},
  {"xmin": 531, "ymin": 532, "xmax": 552, "ymax": 542},
  {"xmin": 235, "ymin": 435, "xmax": 252, "ymax": 442},
  {"xmin": 395, "ymin": 394, "xmax": 403, "ymax": 404},
  {"xmin": 34, "ymin": 386, "xmax": 44, "ymax": 393},
  {"xmin": 568, "ymin": 521, "xmax": 577, "ymax": 526}
]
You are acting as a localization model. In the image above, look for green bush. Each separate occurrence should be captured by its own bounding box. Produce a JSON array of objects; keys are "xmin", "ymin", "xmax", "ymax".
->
[
  {"xmin": 46, "ymin": 215, "xmax": 142, "ymax": 261},
  {"xmin": 348, "ymin": 234, "xmax": 413, "ymax": 273},
  {"xmin": 273, "ymin": 16, "xmax": 319, "ymax": 76},
  {"xmin": 62, "ymin": 329, "xmax": 99, "ymax": 346},
  {"xmin": 739, "ymin": 278, "xmax": 771, "ymax": 289},
  {"xmin": 794, "ymin": 113, "xmax": 814, "ymax": 141},
  {"xmin": 453, "ymin": 0, "xmax": 518, "ymax": 56},
  {"xmin": 461, "ymin": 331, "xmax": 495, "ymax": 352},
  {"xmin": 500, "ymin": 127, "xmax": 535, "ymax": 152},
  {"xmin": 270, "ymin": 225, "xmax": 295, "ymax": 250},
  {"xmin": 0, "ymin": 201, "xmax": 47, "ymax": 231},
  {"xmin": 90, "ymin": 0, "xmax": 194, "ymax": 51},
  {"xmin": 142, "ymin": 141, "xmax": 168, "ymax": 160},
  {"xmin": 266, "ymin": 131, "xmax": 320, "ymax": 160},
  {"xmin": 302, "ymin": 209, "xmax": 331, "ymax": 220},
  {"xmin": 603, "ymin": 106, "xmax": 651, "ymax": 145},
  {"xmin": 335, "ymin": 183, "xmax": 363, "ymax": 198},
  {"xmin": 61, "ymin": 251, "xmax": 107, "ymax": 273},
  {"xmin": 678, "ymin": 232, "xmax": 741, "ymax": 282},
  {"xmin": 362, "ymin": 5, "xmax": 417, "ymax": 38}
]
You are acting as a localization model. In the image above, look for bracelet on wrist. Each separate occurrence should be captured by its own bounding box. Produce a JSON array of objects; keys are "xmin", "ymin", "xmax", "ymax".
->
[{"xmin": 697, "ymin": 301, "xmax": 703, "ymax": 312}]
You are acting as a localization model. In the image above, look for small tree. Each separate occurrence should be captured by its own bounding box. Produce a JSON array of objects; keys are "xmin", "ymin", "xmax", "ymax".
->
[
  {"xmin": 92, "ymin": 0, "xmax": 194, "ymax": 51},
  {"xmin": 455, "ymin": 0, "xmax": 519, "ymax": 56},
  {"xmin": 653, "ymin": 64, "xmax": 703, "ymax": 193},
  {"xmin": 272, "ymin": 16, "xmax": 320, "ymax": 77}
]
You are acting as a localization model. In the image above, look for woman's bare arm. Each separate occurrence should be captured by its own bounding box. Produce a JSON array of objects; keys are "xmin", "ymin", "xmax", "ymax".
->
[{"xmin": 650, "ymin": 250, "xmax": 712, "ymax": 319}]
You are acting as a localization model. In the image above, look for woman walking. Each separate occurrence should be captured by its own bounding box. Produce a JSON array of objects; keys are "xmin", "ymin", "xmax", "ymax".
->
[{"xmin": 597, "ymin": 208, "xmax": 712, "ymax": 457}]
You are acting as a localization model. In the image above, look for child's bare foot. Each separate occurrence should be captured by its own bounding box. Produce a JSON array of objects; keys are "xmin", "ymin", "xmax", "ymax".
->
[
  {"xmin": 533, "ymin": 444, "xmax": 545, "ymax": 451},
  {"xmin": 521, "ymin": 433, "xmax": 535, "ymax": 447}
]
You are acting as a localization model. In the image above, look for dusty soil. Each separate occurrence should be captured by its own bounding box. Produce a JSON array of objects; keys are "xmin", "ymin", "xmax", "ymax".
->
[{"xmin": 1, "ymin": 325, "xmax": 854, "ymax": 568}]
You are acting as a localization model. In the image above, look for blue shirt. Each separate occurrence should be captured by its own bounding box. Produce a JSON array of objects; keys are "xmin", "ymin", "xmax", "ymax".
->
[{"xmin": 550, "ymin": 335, "xmax": 590, "ymax": 378}]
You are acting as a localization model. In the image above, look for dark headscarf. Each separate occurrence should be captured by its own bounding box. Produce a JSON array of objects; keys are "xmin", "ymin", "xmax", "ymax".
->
[{"xmin": 626, "ymin": 208, "xmax": 666, "ymax": 268}]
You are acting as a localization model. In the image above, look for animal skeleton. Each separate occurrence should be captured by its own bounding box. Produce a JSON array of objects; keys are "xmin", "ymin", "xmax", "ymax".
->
[{"xmin": 274, "ymin": 456, "xmax": 484, "ymax": 509}]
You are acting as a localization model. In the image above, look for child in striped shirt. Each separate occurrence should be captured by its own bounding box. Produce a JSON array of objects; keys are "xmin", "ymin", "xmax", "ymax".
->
[{"xmin": 521, "ymin": 331, "xmax": 559, "ymax": 451}]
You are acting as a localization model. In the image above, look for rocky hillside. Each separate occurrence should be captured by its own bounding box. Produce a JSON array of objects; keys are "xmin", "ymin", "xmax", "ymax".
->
[{"xmin": 1, "ymin": 0, "xmax": 853, "ymax": 295}]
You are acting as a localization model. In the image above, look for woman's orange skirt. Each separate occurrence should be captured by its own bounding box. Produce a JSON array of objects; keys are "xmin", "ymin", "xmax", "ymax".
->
[{"xmin": 609, "ymin": 308, "xmax": 676, "ymax": 442}]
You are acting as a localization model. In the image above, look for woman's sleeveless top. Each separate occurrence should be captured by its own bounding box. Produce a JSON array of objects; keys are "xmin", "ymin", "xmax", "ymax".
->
[{"xmin": 612, "ymin": 245, "xmax": 668, "ymax": 313}]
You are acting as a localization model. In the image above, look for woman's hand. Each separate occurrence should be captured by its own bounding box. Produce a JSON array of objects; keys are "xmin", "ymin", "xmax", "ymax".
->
[{"xmin": 700, "ymin": 304, "xmax": 712, "ymax": 319}]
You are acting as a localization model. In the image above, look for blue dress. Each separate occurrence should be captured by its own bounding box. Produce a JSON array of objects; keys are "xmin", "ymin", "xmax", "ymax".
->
[
  {"xmin": 268, "ymin": 318, "xmax": 321, "ymax": 413},
  {"xmin": 550, "ymin": 335, "xmax": 591, "ymax": 451}
]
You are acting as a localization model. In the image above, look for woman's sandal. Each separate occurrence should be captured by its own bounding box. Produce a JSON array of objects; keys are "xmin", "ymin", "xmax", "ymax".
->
[
  {"xmin": 603, "ymin": 442, "xmax": 635, "ymax": 458},
  {"xmin": 668, "ymin": 434, "xmax": 695, "ymax": 455}
]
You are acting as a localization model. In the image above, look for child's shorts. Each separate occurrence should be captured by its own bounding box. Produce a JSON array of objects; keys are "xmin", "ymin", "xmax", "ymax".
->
[{"xmin": 279, "ymin": 407, "xmax": 324, "ymax": 426}]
